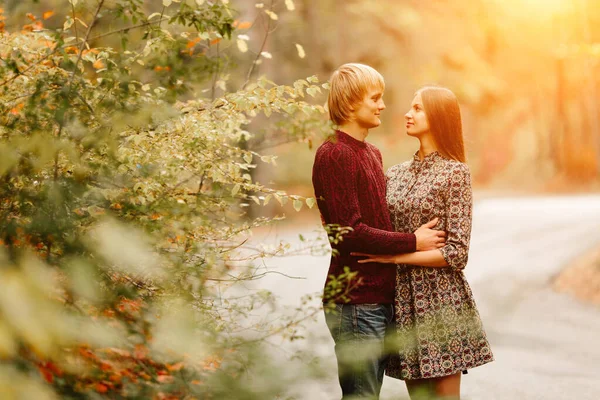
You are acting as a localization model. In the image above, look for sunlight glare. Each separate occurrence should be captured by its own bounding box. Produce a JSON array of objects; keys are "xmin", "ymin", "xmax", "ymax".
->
[{"xmin": 514, "ymin": 0, "xmax": 570, "ymax": 15}]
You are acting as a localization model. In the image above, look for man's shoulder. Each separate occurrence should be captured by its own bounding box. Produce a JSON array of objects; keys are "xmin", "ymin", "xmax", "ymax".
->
[
  {"xmin": 315, "ymin": 138, "xmax": 356, "ymax": 160},
  {"xmin": 365, "ymin": 141, "xmax": 381, "ymax": 153}
]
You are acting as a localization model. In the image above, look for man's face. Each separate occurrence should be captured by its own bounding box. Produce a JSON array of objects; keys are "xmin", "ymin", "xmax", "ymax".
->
[
  {"xmin": 352, "ymin": 87, "xmax": 385, "ymax": 129},
  {"xmin": 405, "ymin": 92, "xmax": 430, "ymax": 137}
]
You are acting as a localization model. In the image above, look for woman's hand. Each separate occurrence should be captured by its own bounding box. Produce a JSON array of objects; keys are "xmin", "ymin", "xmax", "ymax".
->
[{"xmin": 351, "ymin": 252, "xmax": 401, "ymax": 264}]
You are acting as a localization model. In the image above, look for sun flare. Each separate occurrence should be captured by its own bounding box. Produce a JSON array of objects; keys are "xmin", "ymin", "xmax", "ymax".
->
[{"xmin": 513, "ymin": 0, "xmax": 571, "ymax": 14}]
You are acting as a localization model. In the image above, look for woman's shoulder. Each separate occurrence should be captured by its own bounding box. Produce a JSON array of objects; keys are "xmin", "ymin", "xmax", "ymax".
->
[
  {"xmin": 436, "ymin": 158, "xmax": 471, "ymax": 188},
  {"xmin": 437, "ymin": 157, "xmax": 470, "ymax": 174},
  {"xmin": 386, "ymin": 160, "xmax": 411, "ymax": 178}
]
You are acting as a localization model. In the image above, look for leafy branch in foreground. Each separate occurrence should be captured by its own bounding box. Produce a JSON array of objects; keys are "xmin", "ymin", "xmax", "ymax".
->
[{"xmin": 0, "ymin": 1, "xmax": 338, "ymax": 398}]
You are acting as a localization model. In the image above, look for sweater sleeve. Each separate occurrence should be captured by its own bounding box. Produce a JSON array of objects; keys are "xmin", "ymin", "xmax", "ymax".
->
[{"xmin": 313, "ymin": 145, "xmax": 416, "ymax": 255}]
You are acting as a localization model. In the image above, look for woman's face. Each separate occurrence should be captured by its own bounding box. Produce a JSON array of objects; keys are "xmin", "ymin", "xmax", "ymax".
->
[{"xmin": 405, "ymin": 92, "xmax": 430, "ymax": 137}]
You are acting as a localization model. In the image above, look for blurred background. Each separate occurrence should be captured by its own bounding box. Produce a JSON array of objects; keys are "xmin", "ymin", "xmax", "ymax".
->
[
  {"xmin": 260, "ymin": 0, "xmax": 600, "ymax": 199},
  {"xmin": 7, "ymin": 0, "xmax": 600, "ymax": 198},
  {"xmin": 2, "ymin": 1, "xmax": 600, "ymax": 399}
]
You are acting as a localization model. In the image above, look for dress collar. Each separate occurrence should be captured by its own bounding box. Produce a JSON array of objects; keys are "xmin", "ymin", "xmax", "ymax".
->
[{"xmin": 412, "ymin": 150, "xmax": 441, "ymax": 163}]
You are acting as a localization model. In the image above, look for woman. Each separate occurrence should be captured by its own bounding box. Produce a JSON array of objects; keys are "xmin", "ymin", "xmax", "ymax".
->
[{"xmin": 353, "ymin": 86, "xmax": 493, "ymax": 399}]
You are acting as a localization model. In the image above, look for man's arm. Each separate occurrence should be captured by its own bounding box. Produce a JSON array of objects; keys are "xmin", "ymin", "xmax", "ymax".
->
[
  {"xmin": 313, "ymin": 145, "xmax": 416, "ymax": 255},
  {"xmin": 352, "ymin": 164, "xmax": 473, "ymax": 269}
]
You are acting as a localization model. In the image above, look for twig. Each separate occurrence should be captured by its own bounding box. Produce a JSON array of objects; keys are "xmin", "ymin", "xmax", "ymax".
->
[
  {"xmin": 68, "ymin": 0, "xmax": 106, "ymax": 84},
  {"xmin": 205, "ymin": 270, "xmax": 306, "ymax": 282},
  {"xmin": 211, "ymin": 41, "xmax": 220, "ymax": 100},
  {"xmin": 71, "ymin": 2, "xmax": 80, "ymax": 43},
  {"xmin": 86, "ymin": 18, "xmax": 168, "ymax": 43},
  {"xmin": 54, "ymin": 0, "xmax": 105, "ymax": 182},
  {"xmin": 241, "ymin": 0, "xmax": 274, "ymax": 90},
  {"xmin": 0, "ymin": 48, "xmax": 60, "ymax": 87}
]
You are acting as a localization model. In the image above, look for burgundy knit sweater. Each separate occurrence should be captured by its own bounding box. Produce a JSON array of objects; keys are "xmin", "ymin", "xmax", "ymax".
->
[{"xmin": 312, "ymin": 130, "xmax": 416, "ymax": 304}]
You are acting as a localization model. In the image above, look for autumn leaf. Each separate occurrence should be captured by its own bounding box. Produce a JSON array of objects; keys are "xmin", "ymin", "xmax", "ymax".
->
[
  {"xmin": 95, "ymin": 383, "xmax": 108, "ymax": 393},
  {"xmin": 166, "ymin": 361, "xmax": 184, "ymax": 371},
  {"xmin": 157, "ymin": 375, "xmax": 175, "ymax": 383},
  {"xmin": 186, "ymin": 38, "xmax": 200, "ymax": 48},
  {"xmin": 237, "ymin": 21, "xmax": 252, "ymax": 29},
  {"xmin": 9, "ymin": 103, "xmax": 24, "ymax": 115},
  {"xmin": 134, "ymin": 344, "xmax": 148, "ymax": 360},
  {"xmin": 93, "ymin": 59, "xmax": 105, "ymax": 69},
  {"xmin": 37, "ymin": 365, "xmax": 54, "ymax": 384},
  {"xmin": 42, "ymin": 11, "xmax": 54, "ymax": 20},
  {"xmin": 41, "ymin": 39, "xmax": 57, "ymax": 49}
]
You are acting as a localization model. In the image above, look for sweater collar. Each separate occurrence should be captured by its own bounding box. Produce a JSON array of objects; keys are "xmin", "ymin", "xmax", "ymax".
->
[{"xmin": 335, "ymin": 130, "xmax": 368, "ymax": 148}]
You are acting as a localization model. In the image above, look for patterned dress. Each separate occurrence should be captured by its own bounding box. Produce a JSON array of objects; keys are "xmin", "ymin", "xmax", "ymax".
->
[{"xmin": 385, "ymin": 151, "xmax": 493, "ymax": 380}]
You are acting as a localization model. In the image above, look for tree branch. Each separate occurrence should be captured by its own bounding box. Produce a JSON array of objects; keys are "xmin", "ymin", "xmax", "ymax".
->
[
  {"xmin": 241, "ymin": 0, "xmax": 275, "ymax": 90},
  {"xmin": 86, "ymin": 18, "xmax": 168, "ymax": 43}
]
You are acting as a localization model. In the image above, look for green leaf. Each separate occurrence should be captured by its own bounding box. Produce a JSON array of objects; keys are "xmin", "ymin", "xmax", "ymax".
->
[
  {"xmin": 249, "ymin": 195, "xmax": 260, "ymax": 205},
  {"xmin": 274, "ymin": 193, "xmax": 288, "ymax": 206},
  {"xmin": 237, "ymin": 39, "xmax": 248, "ymax": 53},
  {"xmin": 305, "ymin": 197, "xmax": 316, "ymax": 209},
  {"xmin": 293, "ymin": 199, "xmax": 303, "ymax": 212},
  {"xmin": 295, "ymin": 43, "xmax": 305, "ymax": 58},
  {"xmin": 306, "ymin": 86, "xmax": 321, "ymax": 97}
]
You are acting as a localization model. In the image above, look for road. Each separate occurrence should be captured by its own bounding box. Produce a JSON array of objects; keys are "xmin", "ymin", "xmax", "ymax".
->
[{"xmin": 240, "ymin": 195, "xmax": 600, "ymax": 400}]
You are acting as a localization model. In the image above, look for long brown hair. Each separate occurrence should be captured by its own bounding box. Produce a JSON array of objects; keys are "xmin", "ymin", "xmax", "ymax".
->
[{"xmin": 418, "ymin": 86, "xmax": 466, "ymax": 163}]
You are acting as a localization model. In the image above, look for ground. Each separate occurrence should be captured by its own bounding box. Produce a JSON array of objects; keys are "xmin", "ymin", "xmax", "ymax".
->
[{"xmin": 240, "ymin": 194, "xmax": 600, "ymax": 400}]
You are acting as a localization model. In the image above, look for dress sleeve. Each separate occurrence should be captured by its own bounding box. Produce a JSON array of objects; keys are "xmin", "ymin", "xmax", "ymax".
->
[
  {"xmin": 440, "ymin": 163, "xmax": 472, "ymax": 270},
  {"xmin": 312, "ymin": 145, "xmax": 416, "ymax": 255}
]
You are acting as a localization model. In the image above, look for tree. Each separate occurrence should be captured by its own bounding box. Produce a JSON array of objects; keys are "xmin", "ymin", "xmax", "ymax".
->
[{"xmin": 0, "ymin": 1, "xmax": 347, "ymax": 398}]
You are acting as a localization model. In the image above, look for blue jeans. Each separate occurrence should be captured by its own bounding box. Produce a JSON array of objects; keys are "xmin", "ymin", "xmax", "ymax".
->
[{"xmin": 324, "ymin": 303, "xmax": 395, "ymax": 399}]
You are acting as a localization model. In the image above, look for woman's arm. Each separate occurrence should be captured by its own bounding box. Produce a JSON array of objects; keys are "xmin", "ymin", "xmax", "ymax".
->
[
  {"xmin": 438, "ymin": 163, "xmax": 472, "ymax": 270},
  {"xmin": 351, "ymin": 162, "xmax": 473, "ymax": 270},
  {"xmin": 352, "ymin": 249, "xmax": 449, "ymax": 267}
]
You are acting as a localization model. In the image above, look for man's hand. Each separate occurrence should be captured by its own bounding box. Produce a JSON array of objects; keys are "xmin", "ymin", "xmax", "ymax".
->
[{"xmin": 414, "ymin": 218, "xmax": 446, "ymax": 251}]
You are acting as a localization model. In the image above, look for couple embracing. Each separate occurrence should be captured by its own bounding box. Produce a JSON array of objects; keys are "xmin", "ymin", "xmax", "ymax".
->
[{"xmin": 312, "ymin": 64, "xmax": 494, "ymax": 400}]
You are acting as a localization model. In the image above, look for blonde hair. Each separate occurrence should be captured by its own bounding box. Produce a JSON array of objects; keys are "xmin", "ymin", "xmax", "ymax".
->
[
  {"xmin": 328, "ymin": 63, "xmax": 385, "ymax": 125},
  {"xmin": 418, "ymin": 86, "xmax": 466, "ymax": 163}
]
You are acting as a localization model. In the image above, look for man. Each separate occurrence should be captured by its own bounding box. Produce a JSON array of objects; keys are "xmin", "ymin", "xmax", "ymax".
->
[{"xmin": 312, "ymin": 63, "xmax": 445, "ymax": 399}]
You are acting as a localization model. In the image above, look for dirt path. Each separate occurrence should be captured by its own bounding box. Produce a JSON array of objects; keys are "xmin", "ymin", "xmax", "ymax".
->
[{"xmin": 243, "ymin": 195, "xmax": 600, "ymax": 399}]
